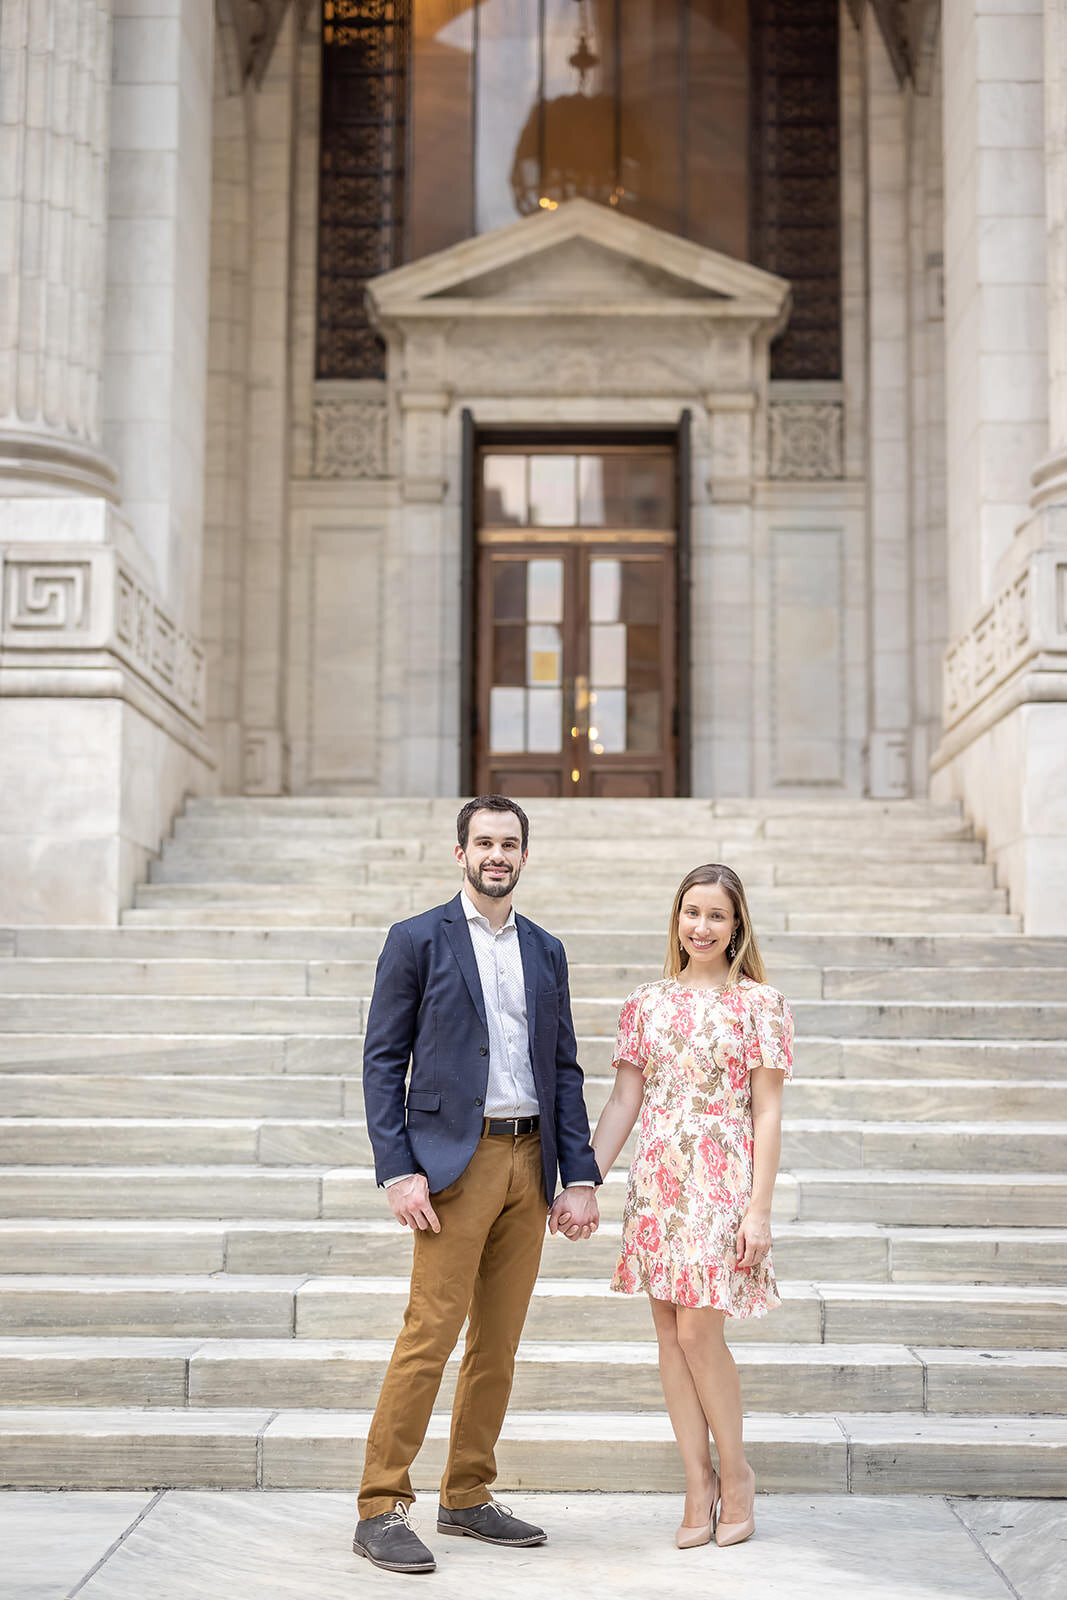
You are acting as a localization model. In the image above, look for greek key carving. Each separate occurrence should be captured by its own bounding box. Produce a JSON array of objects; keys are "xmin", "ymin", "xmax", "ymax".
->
[
  {"xmin": 768, "ymin": 402, "xmax": 844, "ymax": 480},
  {"xmin": 312, "ymin": 400, "xmax": 388, "ymax": 478},
  {"xmin": 4, "ymin": 562, "xmax": 91, "ymax": 631}
]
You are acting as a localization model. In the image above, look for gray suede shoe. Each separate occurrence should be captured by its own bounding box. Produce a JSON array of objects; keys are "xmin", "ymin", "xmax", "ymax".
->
[
  {"xmin": 353, "ymin": 1503, "xmax": 436, "ymax": 1573},
  {"xmin": 437, "ymin": 1501, "xmax": 546, "ymax": 1546}
]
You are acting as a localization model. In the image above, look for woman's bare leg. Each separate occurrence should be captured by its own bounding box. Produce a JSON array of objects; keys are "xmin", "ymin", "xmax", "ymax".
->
[
  {"xmin": 674, "ymin": 1305, "xmax": 755, "ymax": 1523},
  {"xmin": 648, "ymin": 1296, "xmax": 718, "ymax": 1526}
]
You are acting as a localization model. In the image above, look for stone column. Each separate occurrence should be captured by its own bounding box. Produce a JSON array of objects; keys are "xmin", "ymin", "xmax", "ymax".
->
[
  {"xmin": 0, "ymin": 0, "xmax": 213, "ymax": 924},
  {"xmin": 0, "ymin": 0, "xmax": 115, "ymax": 498},
  {"xmin": 932, "ymin": 0, "xmax": 1067, "ymax": 933}
]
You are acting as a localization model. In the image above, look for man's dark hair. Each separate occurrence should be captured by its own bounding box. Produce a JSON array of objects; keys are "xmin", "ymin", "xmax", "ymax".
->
[{"xmin": 457, "ymin": 794, "xmax": 530, "ymax": 854}]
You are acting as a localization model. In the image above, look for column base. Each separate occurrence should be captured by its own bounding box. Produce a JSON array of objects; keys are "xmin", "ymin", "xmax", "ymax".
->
[
  {"xmin": 0, "ymin": 695, "xmax": 212, "ymax": 925},
  {"xmin": 0, "ymin": 430, "xmax": 119, "ymax": 502},
  {"xmin": 931, "ymin": 699, "xmax": 1067, "ymax": 935}
]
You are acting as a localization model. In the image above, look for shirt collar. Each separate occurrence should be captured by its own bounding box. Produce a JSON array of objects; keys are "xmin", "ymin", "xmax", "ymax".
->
[{"xmin": 461, "ymin": 888, "xmax": 516, "ymax": 933}]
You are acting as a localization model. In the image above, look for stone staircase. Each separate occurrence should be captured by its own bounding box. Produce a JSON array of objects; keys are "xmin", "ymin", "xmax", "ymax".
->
[{"xmin": 0, "ymin": 796, "xmax": 1065, "ymax": 1494}]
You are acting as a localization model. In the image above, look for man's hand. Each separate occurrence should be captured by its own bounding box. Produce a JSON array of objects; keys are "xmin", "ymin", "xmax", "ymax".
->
[
  {"xmin": 386, "ymin": 1174, "xmax": 440, "ymax": 1233},
  {"xmin": 548, "ymin": 1185, "xmax": 599, "ymax": 1241}
]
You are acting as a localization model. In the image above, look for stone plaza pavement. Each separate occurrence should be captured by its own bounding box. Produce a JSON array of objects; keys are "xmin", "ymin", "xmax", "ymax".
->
[{"xmin": 3, "ymin": 1491, "xmax": 1064, "ymax": 1600}]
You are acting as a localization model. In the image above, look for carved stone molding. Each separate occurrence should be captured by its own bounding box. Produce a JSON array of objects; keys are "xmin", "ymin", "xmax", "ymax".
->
[
  {"xmin": 5, "ymin": 562, "xmax": 92, "ymax": 632},
  {"xmin": 943, "ymin": 550, "xmax": 1067, "ymax": 731},
  {"xmin": 0, "ymin": 546, "xmax": 205, "ymax": 727},
  {"xmin": 768, "ymin": 402, "xmax": 844, "ymax": 480},
  {"xmin": 311, "ymin": 401, "xmax": 389, "ymax": 479},
  {"xmin": 443, "ymin": 321, "xmax": 728, "ymax": 398}
]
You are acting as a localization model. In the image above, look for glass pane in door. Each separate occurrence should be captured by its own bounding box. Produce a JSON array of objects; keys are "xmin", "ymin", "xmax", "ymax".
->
[
  {"xmin": 488, "ymin": 556, "xmax": 565, "ymax": 753},
  {"xmin": 588, "ymin": 557, "xmax": 663, "ymax": 755}
]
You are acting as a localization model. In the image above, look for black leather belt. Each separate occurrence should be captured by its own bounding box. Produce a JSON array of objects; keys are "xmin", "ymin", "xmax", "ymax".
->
[{"xmin": 484, "ymin": 1116, "xmax": 540, "ymax": 1137}]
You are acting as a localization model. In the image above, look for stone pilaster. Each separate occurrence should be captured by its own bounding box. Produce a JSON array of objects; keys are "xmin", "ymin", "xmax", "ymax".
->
[
  {"xmin": 0, "ymin": 0, "xmax": 115, "ymax": 498},
  {"xmin": 932, "ymin": 0, "xmax": 1067, "ymax": 933}
]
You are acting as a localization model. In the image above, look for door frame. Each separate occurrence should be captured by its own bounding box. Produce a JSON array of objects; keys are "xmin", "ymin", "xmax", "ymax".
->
[{"xmin": 460, "ymin": 418, "xmax": 693, "ymax": 796}]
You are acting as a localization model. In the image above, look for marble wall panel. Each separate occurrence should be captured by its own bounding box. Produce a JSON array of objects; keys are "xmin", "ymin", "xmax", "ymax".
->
[{"xmin": 770, "ymin": 529, "xmax": 844, "ymax": 786}]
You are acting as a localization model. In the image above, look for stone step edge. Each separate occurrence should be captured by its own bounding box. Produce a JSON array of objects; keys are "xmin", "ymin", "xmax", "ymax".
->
[
  {"xmin": 1, "ymin": 1274, "xmax": 1064, "ymax": 1302},
  {"xmin": 1, "ymin": 1163, "xmax": 1065, "ymax": 1185},
  {"xmin": 2, "ymin": 1116, "xmax": 1065, "ymax": 1135},
  {"xmin": 2, "ymin": 1218, "xmax": 1063, "ymax": 1241},
  {"xmin": 0, "ymin": 1409, "xmax": 1062, "ymax": 1496},
  {"xmin": 0, "ymin": 1335, "xmax": 1063, "ymax": 1368}
]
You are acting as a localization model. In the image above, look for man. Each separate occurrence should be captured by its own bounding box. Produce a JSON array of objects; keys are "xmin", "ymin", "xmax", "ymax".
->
[{"xmin": 353, "ymin": 795, "xmax": 602, "ymax": 1575}]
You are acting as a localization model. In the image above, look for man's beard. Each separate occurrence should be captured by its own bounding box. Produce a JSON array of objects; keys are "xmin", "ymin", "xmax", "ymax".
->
[{"xmin": 467, "ymin": 860, "xmax": 521, "ymax": 899}]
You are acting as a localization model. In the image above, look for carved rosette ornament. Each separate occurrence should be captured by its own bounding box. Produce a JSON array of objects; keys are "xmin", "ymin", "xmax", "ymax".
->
[
  {"xmin": 311, "ymin": 401, "xmax": 388, "ymax": 478},
  {"xmin": 768, "ymin": 402, "xmax": 844, "ymax": 480}
]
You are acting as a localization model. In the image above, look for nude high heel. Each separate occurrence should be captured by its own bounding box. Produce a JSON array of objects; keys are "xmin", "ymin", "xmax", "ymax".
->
[
  {"xmin": 675, "ymin": 1471, "xmax": 719, "ymax": 1549},
  {"xmin": 715, "ymin": 1469, "xmax": 755, "ymax": 1547}
]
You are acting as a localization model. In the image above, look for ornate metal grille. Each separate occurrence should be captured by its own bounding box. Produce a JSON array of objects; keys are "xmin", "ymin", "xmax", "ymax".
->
[
  {"xmin": 317, "ymin": 0, "xmax": 842, "ymax": 382},
  {"xmin": 317, "ymin": 0, "xmax": 410, "ymax": 379},
  {"xmin": 749, "ymin": 0, "xmax": 841, "ymax": 380}
]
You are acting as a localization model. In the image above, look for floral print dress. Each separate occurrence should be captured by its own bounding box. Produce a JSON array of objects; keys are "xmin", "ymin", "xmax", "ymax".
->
[{"xmin": 610, "ymin": 976, "xmax": 794, "ymax": 1317}]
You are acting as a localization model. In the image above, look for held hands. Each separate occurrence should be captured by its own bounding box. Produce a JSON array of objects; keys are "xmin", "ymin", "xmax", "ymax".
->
[
  {"xmin": 548, "ymin": 1185, "xmax": 600, "ymax": 1242},
  {"xmin": 386, "ymin": 1174, "xmax": 441, "ymax": 1233},
  {"xmin": 732, "ymin": 1205, "xmax": 771, "ymax": 1273}
]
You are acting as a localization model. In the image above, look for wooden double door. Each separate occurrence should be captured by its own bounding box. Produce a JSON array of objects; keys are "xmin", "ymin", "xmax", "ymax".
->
[{"xmin": 473, "ymin": 445, "xmax": 680, "ymax": 798}]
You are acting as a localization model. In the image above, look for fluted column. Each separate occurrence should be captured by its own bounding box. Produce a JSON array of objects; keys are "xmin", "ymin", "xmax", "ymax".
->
[
  {"xmin": 1031, "ymin": 0, "xmax": 1067, "ymax": 505},
  {"xmin": 0, "ymin": 0, "xmax": 116, "ymax": 497}
]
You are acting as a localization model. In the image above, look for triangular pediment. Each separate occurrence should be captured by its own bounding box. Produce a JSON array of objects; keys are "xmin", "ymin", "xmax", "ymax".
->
[{"xmin": 367, "ymin": 198, "xmax": 790, "ymax": 322}]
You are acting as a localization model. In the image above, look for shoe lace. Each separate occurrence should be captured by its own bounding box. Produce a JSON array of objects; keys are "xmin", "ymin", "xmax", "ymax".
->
[
  {"xmin": 484, "ymin": 1502, "xmax": 513, "ymax": 1519},
  {"xmin": 383, "ymin": 1503, "xmax": 417, "ymax": 1533}
]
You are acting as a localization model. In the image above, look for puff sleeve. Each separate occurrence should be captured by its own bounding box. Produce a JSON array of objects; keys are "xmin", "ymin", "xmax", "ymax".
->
[
  {"xmin": 613, "ymin": 988, "xmax": 648, "ymax": 1075},
  {"xmin": 754, "ymin": 986, "xmax": 794, "ymax": 1079}
]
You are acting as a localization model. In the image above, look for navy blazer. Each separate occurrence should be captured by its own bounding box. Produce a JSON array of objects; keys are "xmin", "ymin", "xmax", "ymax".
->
[{"xmin": 362, "ymin": 892, "xmax": 602, "ymax": 1199}]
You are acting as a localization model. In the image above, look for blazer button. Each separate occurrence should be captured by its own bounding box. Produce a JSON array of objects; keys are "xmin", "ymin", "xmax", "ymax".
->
[
  {"xmin": 474, "ymin": 1097, "xmax": 483, "ymax": 1107},
  {"xmin": 479, "ymin": 1046, "xmax": 488, "ymax": 1056}
]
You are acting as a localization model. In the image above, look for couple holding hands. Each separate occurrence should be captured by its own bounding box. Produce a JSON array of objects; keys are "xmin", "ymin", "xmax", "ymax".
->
[{"xmin": 354, "ymin": 795, "xmax": 793, "ymax": 1576}]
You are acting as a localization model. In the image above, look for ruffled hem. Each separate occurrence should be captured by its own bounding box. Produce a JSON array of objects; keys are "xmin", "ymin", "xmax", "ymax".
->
[{"xmin": 610, "ymin": 1253, "xmax": 782, "ymax": 1319}]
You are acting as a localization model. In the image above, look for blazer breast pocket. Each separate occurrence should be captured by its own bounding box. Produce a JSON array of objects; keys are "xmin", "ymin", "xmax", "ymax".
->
[{"xmin": 406, "ymin": 1091, "xmax": 441, "ymax": 1114}]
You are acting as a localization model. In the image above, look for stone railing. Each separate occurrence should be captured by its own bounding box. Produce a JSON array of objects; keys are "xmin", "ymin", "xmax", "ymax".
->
[
  {"xmin": 943, "ymin": 548, "xmax": 1067, "ymax": 730},
  {"xmin": 1, "ymin": 545, "xmax": 205, "ymax": 727}
]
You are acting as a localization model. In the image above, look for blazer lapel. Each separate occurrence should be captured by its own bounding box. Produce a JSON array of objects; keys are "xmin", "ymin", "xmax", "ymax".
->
[
  {"xmin": 443, "ymin": 894, "xmax": 488, "ymax": 1031},
  {"xmin": 516, "ymin": 913, "xmax": 538, "ymax": 1055}
]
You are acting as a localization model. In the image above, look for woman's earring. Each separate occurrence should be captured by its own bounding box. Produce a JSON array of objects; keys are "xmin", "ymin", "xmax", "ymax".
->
[{"xmin": 727, "ymin": 934, "xmax": 738, "ymax": 959}]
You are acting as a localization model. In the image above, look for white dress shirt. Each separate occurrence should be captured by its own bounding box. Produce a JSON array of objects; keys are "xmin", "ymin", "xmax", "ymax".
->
[{"xmin": 460, "ymin": 890, "xmax": 540, "ymax": 1118}]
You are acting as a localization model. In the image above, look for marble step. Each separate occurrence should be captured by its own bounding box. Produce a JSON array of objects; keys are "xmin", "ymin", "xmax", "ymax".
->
[
  {"xmin": 0, "ymin": 997, "xmax": 366, "ymax": 1035},
  {"xmin": 1, "ymin": 1116, "xmax": 1063, "ymax": 1171},
  {"xmin": 120, "ymin": 906, "xmax": 1024, "ymax": 933},
  {"xmin": 172, "ymin": 817, "xmax": 990, "ymax": 864},
  {"xmin": 8, "ymin": 992, "xmax": 1057, "ymax": 1041},
  {"xmin": 182, "ymin": 793, "xmax": 965, "ymax": 823},
  {"xmin": 18, "ymin": 929, "xmax": 1056, "ymax": 967},
  {"xmin": 0, "ymin": 1072, "xmax": 1056, "ymax": 1124},
  {"xmin": 1, "ymin": 1033, "xmax": 1061, "ymax": 1081},
  {"xmin": 1, "ymin": 1274, "xmax": 1064, "ymax": 1348},
  {"xmin": 3, "ymin": 958, "xmax": 1062, "ymax": 1005},
  {"xmin": 150, "ymin": 853, "xmax": 999, "ymax": 891},
  {"xmin": 0, "ymin": 1218, "xmax": 1062, "ymax": 1286},
  {"xmin": 6, "ymin": 1406, "xmax": 1064, "ymax": 1494},
  {"xmin": 133, "ymin": 880, "xmax": 1010, "ymax": 915},
  {"xmin": 570, "ymin": 998, "xmax": 1067, "ymax": 1040},
  {"xmin": 1, "ymin": 1164, "xmax": 1063, "ymax": 1226},
  {"xmin": 2, "ymin": 1337, "xmax": 1062, "ymax": 1417}
]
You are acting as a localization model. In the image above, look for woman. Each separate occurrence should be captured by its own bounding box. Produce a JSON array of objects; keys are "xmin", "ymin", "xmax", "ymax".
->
[{"xmin": 590, "ymin": 863, "xmax": 793, "ymax": 1550}]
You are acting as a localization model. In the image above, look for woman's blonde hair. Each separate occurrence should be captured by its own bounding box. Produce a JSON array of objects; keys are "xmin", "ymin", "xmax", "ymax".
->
[{"xmin": 663, "ymin": 863, "xmax": 766, "ymax": 985}]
